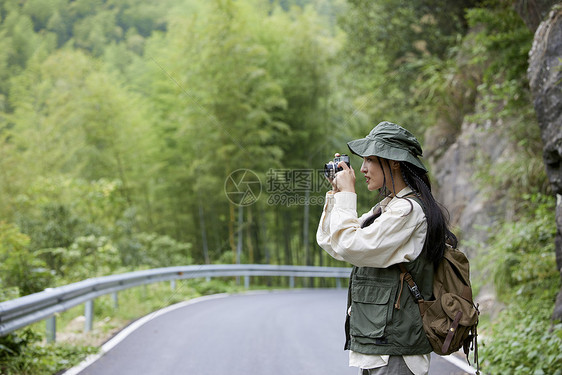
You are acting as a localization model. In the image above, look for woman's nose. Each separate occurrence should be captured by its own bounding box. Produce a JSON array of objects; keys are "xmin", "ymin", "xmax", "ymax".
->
[{"xmin": 360, "ymin": 161, "xmax": 367, "ymax": 173}]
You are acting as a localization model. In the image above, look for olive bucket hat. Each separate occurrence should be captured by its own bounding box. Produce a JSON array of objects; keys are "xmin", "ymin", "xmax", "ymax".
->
[{"xmin": 347, "ymin": 121, "xmax": 428, "ymax": 172}]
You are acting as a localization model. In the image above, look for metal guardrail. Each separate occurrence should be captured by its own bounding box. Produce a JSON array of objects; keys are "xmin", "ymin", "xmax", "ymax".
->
[{"xmin": 0, "ymin": 264, "xmax": 351, "ymax": 342}]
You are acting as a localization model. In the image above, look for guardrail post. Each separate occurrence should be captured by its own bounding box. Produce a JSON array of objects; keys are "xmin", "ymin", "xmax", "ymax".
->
[
  {"xmin": 112, "ymin": 292, "xmax": 119, "ymax": 309},
  {"xmin": 336, "ymin": 278, "xmax": 342, "ymax": 289},
  {"xmin": 289, "ymin": 276, "xmax": 295, "ymax": 288},
  {"xmin": 170, "ymin": 279, "xmax": 176, "ymax": 290},
  {"xmin": 244, "ymin": 275, "xmax": 250, "ymax": 289},
  {"xmin": 46, "ymin": 315, "xmax": 56, "ymax": 343},
  {"xmin": 85, "ymin": 300, "xmax": 94, "ymax": 332}
]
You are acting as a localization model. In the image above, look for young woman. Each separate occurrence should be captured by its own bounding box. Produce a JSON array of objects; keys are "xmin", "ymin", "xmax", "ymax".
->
[{"xmin": 316, "ymin": 121, "xmax": 457, "ymax": 375}]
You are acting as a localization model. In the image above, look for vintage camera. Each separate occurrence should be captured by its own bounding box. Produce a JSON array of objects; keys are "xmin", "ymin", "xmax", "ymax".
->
[{"xmin": 324, "ymin": 154, "xmax": 351, "ymax": 180}]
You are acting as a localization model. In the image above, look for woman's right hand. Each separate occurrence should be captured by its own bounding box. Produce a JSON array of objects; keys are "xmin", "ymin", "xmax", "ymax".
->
[{"xmin": 331, "ymin": 153, "xmax": 355, "ymax": 193}]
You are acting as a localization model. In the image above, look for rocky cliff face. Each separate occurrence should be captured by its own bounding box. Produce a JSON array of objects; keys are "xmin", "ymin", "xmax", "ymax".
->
[
  {"xmin": 527, "ymin": 6, "xmax": 562, "ymax": 321},
  {"xmin": 425, "ymin": 117, "xmax": 515, "ymax": 315},
  {"xmin": 426, "ymin": 4, "xmax": 562, "ymax": 319},
  {"xmin": 426, "ymin": 121, "xmax": 512, "ymax": 253}
]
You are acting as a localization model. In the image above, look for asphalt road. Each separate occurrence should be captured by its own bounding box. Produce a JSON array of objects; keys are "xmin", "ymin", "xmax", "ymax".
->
[{"xmin": 73, "ymin": 289, "xmax": 475, "ymax": 375}]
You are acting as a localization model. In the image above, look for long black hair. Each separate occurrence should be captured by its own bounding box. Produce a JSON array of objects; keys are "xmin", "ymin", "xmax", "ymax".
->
[{"xmin": 360, "ymin": 157, "xmax": 457, "ymax": 265}]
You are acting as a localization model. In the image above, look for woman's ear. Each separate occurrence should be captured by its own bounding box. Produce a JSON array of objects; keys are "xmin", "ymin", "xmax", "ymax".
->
[{"xmin": 390, "ymin": 160, "xmax": 401, "ymax": 171}]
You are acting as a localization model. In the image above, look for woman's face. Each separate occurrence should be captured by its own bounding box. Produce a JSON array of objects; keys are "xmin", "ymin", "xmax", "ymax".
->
[{"xmin": 360, "ymin": 156, "xmax": 388, "ymax": 191}]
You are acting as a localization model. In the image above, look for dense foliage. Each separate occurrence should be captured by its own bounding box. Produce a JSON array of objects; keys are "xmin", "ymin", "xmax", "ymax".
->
[
  {"xmin": 477, "ymin": 194, "xmax": 562, "ymax": 374},
  {"xmin": 0, "ymin": 0, "xmax": 559, "ymax": 374},
  {"xmin": 0, "ymin": 0, "xmax": 347, "ymax": 295}
]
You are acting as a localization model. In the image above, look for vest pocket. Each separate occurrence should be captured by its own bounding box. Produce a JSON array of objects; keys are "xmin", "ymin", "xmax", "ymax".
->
[{"xmin": 350, "ymin": 283, "xmax": 392, "ymax": 338}]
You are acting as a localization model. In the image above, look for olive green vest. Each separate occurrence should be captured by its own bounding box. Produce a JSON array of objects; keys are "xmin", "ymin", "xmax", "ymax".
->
[{"xmin": 344, "ymin": 255, "xmax": 434, "ymax": 355}]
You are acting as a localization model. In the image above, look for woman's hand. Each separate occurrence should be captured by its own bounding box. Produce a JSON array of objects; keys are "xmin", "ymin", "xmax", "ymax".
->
[{"xmin": 331, "ymin": 153, "xmax": 355, "ymax": 193}]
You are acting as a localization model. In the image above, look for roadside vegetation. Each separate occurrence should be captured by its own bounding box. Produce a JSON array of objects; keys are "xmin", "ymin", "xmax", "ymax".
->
[{"xmin": 476, "ymin": 194, "xmax": 562, "ymax": 374}]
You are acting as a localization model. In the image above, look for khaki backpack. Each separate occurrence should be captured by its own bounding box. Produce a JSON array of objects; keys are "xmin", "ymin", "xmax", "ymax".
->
[{"xmin": 399, "ymin": 245, "xmax": 480, "ymax": 373}]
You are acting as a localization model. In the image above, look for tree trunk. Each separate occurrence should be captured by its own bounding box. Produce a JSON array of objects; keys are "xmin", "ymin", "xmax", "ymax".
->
[
  {"xmin": 260, "ymin": 206, "xmax": 270, "ymax": 264},
  {"xmin": 229, "ymin": 203, "xmax": 236, "ymax": 258},
  {"xmin": 274, "ymin": 207, "xmax": 281, "ymax": 264},
  {"xmin": 303, "ymin": 190, "xmax": 310, "ymax": 265},
  {"xmin": 115, "ymin": 151, "xmax": 132, "ymax": 206},
  {"xmin": 304, "ymin": 190, "xmax": 314, "ymax": 286},
  {"xmin": 246, "ymin": 207, "xmax": 254, "ymax": 263},
  {"xmin": 283, "ymin": 209, "xmax": 292, "ymax": 265},
  {"xmin": 198, "ymin": 200, "xmax": 210, "ymax": 264},
  {"xmin": 236, "ymin": 205, "xmax": 243, "ymax": 265}
]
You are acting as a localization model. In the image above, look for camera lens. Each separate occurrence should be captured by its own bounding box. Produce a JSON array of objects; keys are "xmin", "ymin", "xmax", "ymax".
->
[
  {"xmin": 324, "ymin": 154, "xmax": 350, "ymax": 180},
  {"xmin": 324, "ymin": 162, "xmax": 336, "ymax": 179}
]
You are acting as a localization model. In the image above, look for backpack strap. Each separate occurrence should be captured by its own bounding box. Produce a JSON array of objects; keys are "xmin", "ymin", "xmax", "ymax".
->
[
  {"xmin": 395, "ymin": 263, "xmax": 425, "ymax": 310},
  {"xmin": 394, "ymin": 193, "xmax": 426, "ymax": 309},
  {"xmin": 402, "ymin": 192, "xmax": 424, "ymax": 213},
  {"xmin": 443, "ymin": 310, "xmax": 463, "ymax": 353}
]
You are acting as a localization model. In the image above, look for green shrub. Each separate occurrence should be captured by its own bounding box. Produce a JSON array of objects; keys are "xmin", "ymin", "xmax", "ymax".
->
[
  {"xmin": 464, "ymin": 1, "xmax": 534, "ymax": 123},
  {"xmin": 482, "ymin": 194, "xmax": 558, "ymax": 300},
  {"xmin": 191, "ymin": 279, "xmax": 239, "ymax": 295},
  {"xmin": 121, "ymin": 232, "xmax": 193, "ymax": 268},
  {"xmin": 58, "ymin": 235, "xmax": 121, "ymax": 281},
  {"xmin": 0, "ymin": 222, "xmax": 53, "ymax": 297},
  {"xmin": 478, "ymin": 194, "xmax": 561, "ymax": 374},
  {"xmin": 0, "ymin": 329, "xmax": 98, "ymax": 375},
  {"xmin": 481, "ymin": 302, "xmax": 562, "ymax": 375}
]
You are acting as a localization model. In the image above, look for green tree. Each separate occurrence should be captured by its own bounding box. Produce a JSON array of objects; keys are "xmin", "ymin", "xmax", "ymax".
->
[
  {"xmin": 0, "ymin": 222, "xmax": 52, "ymax": 297},
  {"xmin": 140, "ymin": 0, "xmax": 292, "ymax": 260},
  {"xmin": 338, "ymin": 0, "xmax": 479, "ymax": 133}
]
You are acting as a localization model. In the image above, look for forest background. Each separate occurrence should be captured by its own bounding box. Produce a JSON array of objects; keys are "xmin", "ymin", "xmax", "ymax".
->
[{"xmin": 0, "ymin": 0, "xmax": 561, "ymax": 374}]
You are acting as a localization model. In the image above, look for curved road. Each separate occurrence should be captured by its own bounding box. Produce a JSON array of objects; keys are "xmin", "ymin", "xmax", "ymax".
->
[{"xmin": 72, "ymin": 289, "xmax": 476, "ymax": 375}]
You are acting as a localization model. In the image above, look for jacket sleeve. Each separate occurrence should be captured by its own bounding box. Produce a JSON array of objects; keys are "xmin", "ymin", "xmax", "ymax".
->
[
  {"xmin": 316, "ymin": 191, "xmax": 345, "ymax": 261},
  {"xmin": 316, "ymin": 192, "xmax": 427, "ymax": 268}
]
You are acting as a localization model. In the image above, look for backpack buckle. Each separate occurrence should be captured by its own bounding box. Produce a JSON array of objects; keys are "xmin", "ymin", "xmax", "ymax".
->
[{"xmin": 407, "ymin": 283, "xmax": 424, "ymax": 302}]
